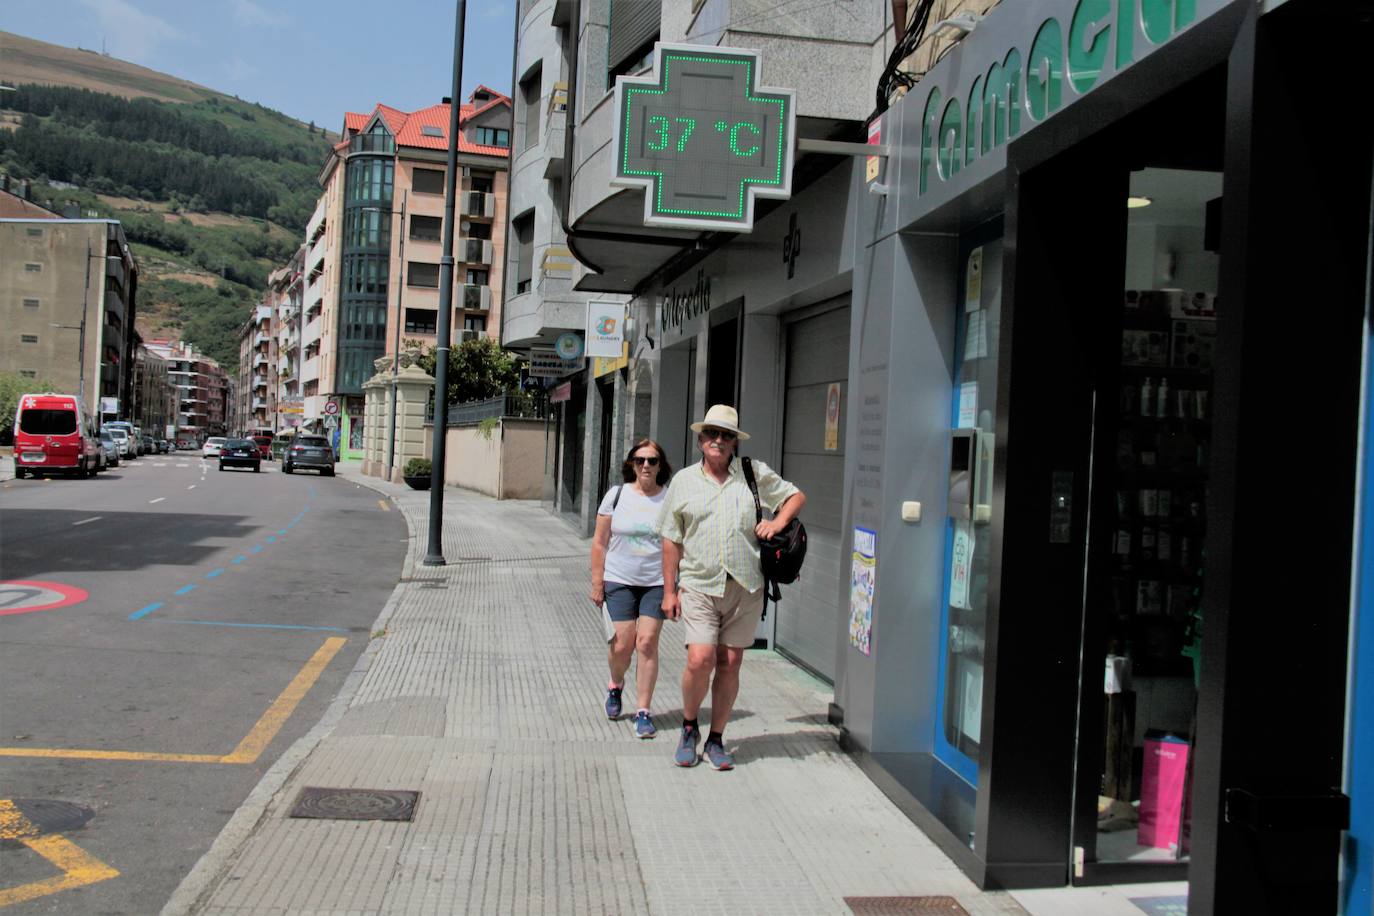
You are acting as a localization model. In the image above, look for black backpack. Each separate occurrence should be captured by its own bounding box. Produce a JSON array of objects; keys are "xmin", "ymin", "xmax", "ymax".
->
[{"xmin": 741, "ymin": 457, "xmax": 807, "ymax": 618}]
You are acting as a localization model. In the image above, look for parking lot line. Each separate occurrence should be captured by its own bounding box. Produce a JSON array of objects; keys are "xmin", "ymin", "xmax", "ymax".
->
[
  {"xmin": 0, "ymin": 800, "xmax": 120, "ymax": 908},
  {"xmin": 128, "ymin": 602, "xmax": 162, "ymax": 621},
  {"xmin": 149, "ymin": 497, "xmax": 165, "ymax": 504},
  {"xmin": 0, "ymin": 636, "xmax": 346, "ymax": 766},
  {"xmin": 71, "ymin": 517, "xmax": 101, "ymax": 526}
]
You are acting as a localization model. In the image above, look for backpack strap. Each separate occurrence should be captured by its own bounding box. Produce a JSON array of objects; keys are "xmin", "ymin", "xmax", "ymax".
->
[
  {"xmin": 740, "ymin": 457, "xmax": 779, "ymax": 616},
  {"xmin": 611, "ymin": 484, "xmax": 624, "ymax": 510}
]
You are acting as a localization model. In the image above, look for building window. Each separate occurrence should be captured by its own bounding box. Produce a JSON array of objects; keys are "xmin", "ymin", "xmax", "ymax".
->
[
  {"xmin": 420, "ymin": 125, "xmax": 444, "ymax": 139},
  {"xmin": 473, "ymin": 127, "xmax": 510, "ymax": 148},
  {"xmin": 520, "ymin": 63, "xmax": 542, "ymax": 151},
  {"xmin": 412, "ymin": 168, "xmax": 445, "ymax": 195},
  {"xmin": 408, "ymin": 261, "xmax": 441, "ymax": 288},
  {"xmin": 513, "ymin": 211, "xmax": 534, "ymax": 295},
  {"xmin": 607, "ymin": 1, "xmax": 660, "ymax": 88},
  {"xmin": 23, "ymin": 298, "xmax": 40, "ymax": 309},
  {"xmin": 24, "ymin": 262, "xmax": 42, "ymax": 273},
  {"xmin": 20, "ymin": 369, "xmax": 36, "ymax": 378},
  {"xmin": 21, "ymin": 334, "xmax": 39, "ymax": 343},
  {"xmin": 344, "ymin": 207, "xmax": 392, "ymax": 248},
  {"xmin": 464, "ymin": 221, "xmax": 492, "ymax": 241},
  {"xmin": 470, "ymin": 172, "xmax": 494, "ymax": 193},
  {"xmin": 404, "ymin": 308, "xmax": 438, "ymax": 334},
  {"xmin": 26, "ymin": 228, "xmax": 43, "ymax": 238},
  {"xmin": 346, "ymin": 157, "xmax": 394, "ymax": 201},
  {"xmin": 463, "ymin": 314, "xmax": 488, "ymax": 333},
  {"xmin": 466, "ymin": 268, "xmax": 489, "ymax": 286},
  {"xmin": 409, "ymin": 215, "xmax": 442, "ymax": 242}
]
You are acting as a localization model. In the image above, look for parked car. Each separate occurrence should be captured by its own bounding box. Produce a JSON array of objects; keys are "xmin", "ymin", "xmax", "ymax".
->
[
  {"xmin": 202, "ymin": 437, "xmax": 228, "ymax": 458},
  {"xmin": 104, "ymin": 421, "xmax": 138, "ymax": 459},
  {"xmin": 12, "ymin": 393, "xmax": 99, "ymax": 479},
  {"xmin": 141, "ymin": 433, "xmax": 156, "ymax": 454},
  {"xmin": 104, "ymin": 427, "xmax": 135, "ymax": 459},
  {"xmin": 218, "ymin": 437, "xmax": 262, "ymax": 473},
  {"xmin": 250, "ymin": 435, "xmax": 274, "ymax": 460},
  {"xmin": 282, "ymin": 435, "xmax": 336, "ymax": 476},
  {"xmin": 98, "ymin": 430, "xmax": 121, "ymax": 468}
]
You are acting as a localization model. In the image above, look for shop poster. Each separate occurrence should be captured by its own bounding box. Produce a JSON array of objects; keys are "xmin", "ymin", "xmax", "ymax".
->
[
  {"xmin": 849, "ymin": 527, "xmax": 877, "ymax": 655},
  {"xmin": 965, "ymin": 246, "xmax": 983, "ymax": 312},
  {"xmin": 824, "ymin": 382, "xmax": 841, "ymax": 451},
  {"xmin": 957, "ymin": 382, "xmax": 978, "ymax": 428},
  {"xmin": 964, "ymin": 310, "xmax": 988, "ymax": 360},
  {"xmin": 949, "ymin": 518, "xmax": 973, "ymax": 610}
]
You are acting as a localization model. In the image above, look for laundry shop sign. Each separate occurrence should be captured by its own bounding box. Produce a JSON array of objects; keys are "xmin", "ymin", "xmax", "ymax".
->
[{"xmin": 917, "ymin": 0, "xmax": 1224, "ymax": 196}]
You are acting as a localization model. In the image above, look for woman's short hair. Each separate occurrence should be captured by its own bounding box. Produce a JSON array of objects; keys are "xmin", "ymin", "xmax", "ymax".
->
[{"xmin": 621, "ymin": 438, "xmax": 671, "ymax": 485}]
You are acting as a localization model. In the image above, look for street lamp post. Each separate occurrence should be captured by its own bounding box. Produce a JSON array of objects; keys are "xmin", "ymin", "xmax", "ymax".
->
[{"xmin": 423, "ymin": 0, "xmax": 467, "ymax": 567}]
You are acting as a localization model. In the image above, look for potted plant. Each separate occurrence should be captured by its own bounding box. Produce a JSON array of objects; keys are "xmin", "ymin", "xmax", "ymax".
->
[{"xmin": 403, "ymin": 457, "xmax": 432, "ymax": 490}]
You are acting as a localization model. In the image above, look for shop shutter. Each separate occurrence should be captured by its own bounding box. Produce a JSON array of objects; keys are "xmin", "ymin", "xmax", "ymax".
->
[
  {"xmin": 776, "ymin": 300, "xmax": 850, "ymax": 682},
  {"xmin": 608, "ymin": 1, "xmax": 659, "ymax": 73}
]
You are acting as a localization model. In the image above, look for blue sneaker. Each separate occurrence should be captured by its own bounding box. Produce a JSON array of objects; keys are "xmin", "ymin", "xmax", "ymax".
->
[
  {"xmin": 634, "ymin": 710, "xmax": 656, "ymax": 739},
  {"xmin": 605, "ymin": 686, "xmax": 623, "ymax": 720},
  {"xmin": 674, "ymin": 725, "xmax": 701, "ymax": 766},
  {"xmin": 703, "ymin": 738, "xmax": 734, "ymax": 771}
]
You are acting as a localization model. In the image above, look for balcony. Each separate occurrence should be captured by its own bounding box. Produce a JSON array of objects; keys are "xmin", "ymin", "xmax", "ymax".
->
[
  {"xmin": 253, "ymin": 376, "xmax": 268, "ymax": 391},
  {"xmin": 255, "ymin": 305, "xmax": 273, "ymax": 322},
  {"xmin": 253, "ymin": 352, "xmax": 268, "ymax": 369},
  {"xmin": 460, "ymin": 238, "xmax": 493, "ymax": 265},
  {"xmin": 254, "ymin": 332, "xmax": 270, "ymax": 347},
  {"xmin": 252, "ymin": 398, "xmax": 267, "ymax": 410},
  {"xmin": 460, "ymin": 284, "xmax": 493, "ymax": 312},
  {"xmin": 349, "ymin": 133, "xmax": 395, "ymax": 155},
  {"xmin": 543, "ymin": 82, "xmax": 567, "ymax": 178},
  {"xmin": 461, "ymin": 190, "xmax": 494, "ymax": 219},
  {"xmin": 303, "ymin": 316, "xmax": 322, "ymax": 345},
  {"xmin": 301, "ymin": 355, "xmax": 320, "ymax": 383}
]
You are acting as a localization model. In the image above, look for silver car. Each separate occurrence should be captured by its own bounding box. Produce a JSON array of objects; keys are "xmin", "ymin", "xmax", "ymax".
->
[
  {"xmin": 98, "ymin": 430, "xmax": 121, "ymax": 468},
  {"xmin": 105, "ymin": 427, "xmax": 135, "ymax": 459}
]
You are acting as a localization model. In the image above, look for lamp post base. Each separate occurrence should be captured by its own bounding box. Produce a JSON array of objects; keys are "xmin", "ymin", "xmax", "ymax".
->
[{"xmin": 421, "ymin": 554, "xmax": 447, "ymax": 567}]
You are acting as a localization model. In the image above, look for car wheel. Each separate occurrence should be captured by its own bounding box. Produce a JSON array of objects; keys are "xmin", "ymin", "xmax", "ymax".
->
[
  {"xmin": 15, "ymin": 467, "xmax": 25, "ymax": 480},
  {"xmin": 283, "ymin": 464, "xmax": 292, "ymax": 474},
  {"xmin": 324, "ymin": 467, "xmax": 335, "ymax": 477},
  {"xmin": 253, "ymin": 464, "xmax": 261, "ymax": 473},
  {"xmin": 218, "ymin": 463, "xmax": 226, "ymax": 472}
]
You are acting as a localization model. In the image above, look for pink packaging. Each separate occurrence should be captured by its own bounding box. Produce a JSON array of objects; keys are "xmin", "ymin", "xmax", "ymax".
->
[{"xmin": 1138, "ymin": 731, "xmax": 1190, "ymax": 850}]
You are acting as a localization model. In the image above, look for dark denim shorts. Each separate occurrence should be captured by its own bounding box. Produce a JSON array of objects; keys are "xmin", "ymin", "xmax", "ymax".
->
[{"xmin": 604, "ymin": 582, "xmax": 666, "ymax": 623}]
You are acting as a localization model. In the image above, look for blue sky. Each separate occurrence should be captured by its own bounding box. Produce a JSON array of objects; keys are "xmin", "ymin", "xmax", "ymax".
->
[{"xmin": 3, "ymin": 0, "xmax": 516, "ymax": 128}]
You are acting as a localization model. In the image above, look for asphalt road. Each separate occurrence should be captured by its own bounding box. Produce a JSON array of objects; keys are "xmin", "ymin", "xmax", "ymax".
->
[{"xmin": 0, "ymin": 451, "xmax": 407, "ymax": 914}]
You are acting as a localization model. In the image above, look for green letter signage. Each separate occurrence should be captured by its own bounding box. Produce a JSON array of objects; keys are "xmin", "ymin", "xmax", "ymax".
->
[{"xmin": 612, "ymin": 43, "xmax": 796, "ymax": 232}]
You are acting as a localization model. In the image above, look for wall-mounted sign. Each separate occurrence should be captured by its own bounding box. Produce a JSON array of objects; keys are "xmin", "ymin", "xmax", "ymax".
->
[
  {"xmin": 658, "ymin": 269, "xmax": 713, "ymax": 335},
  {"xmin": 529, "ymin": 348, "xmax": 582, "ymax": 379},
  {"xmin": 554, "ymin": 332, "xmax": 584, "ymax": 361},
  {"xmin": 586, "ymin": 301, "xmax": 626, "ymax": 358},
  {"xmin": 612, "ymin": 43, "xmax": 796, "ymax": 231},
  {"xmin": 99, "ymin": 397, "xmax": 118, "ymax": 414},
  {"xmin": 550, "ymin": 381, "xmax": 573, "ymax": 404}
]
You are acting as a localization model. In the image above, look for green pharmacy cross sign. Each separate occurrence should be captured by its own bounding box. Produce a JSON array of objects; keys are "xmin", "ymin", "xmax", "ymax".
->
[{"xmin": 613, "ymin": 43, "xmax": 796, "ymax": 232}]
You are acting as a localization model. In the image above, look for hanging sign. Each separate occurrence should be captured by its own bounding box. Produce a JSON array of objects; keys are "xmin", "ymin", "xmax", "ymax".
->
[
  {"xmin": 529, "ymin": 348, "xmax": 582, "ymax": 379},
  {"xmin": 585, "ymin": 301, "xmax": 626, "ymax": 358},
  {"xmin": 612, "ymin": 43, "xmax": 796, "ymax": 231},
  {"xmin": 550, "ymin": 381, "xmax": 573, "ymax": 403},
  {"xmin": 554, "ymin": 332, "xmax": 584, "ymax": 361}
]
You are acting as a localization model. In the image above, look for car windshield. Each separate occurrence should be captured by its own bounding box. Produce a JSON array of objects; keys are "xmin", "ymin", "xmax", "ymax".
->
[
  {"xmin": 100, "ymin": 433, "xmax": 114, "ymax": 442},
  {"xmin": 226, "ymin": 439, "xmax": 255, "ymax": 448},
  {"xmin": 107, "ymin": 429, "xmax": 127, "ymax": 440},
  {"xmin": 207, "ymin": 438, "xmax": 226, "ymax": 445},
  {"xmin": 299, "ymin": 437, "xmax": 329, "ymax": 447},
  {"xmin": 20, "ymin": 409, "xmax": 77, "ymax": 435}
]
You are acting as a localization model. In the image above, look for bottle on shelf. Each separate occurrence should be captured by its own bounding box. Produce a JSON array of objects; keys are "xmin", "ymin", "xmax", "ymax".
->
[
  {"xmin": 1141, "ymin": 377, "xmax": 1155, "ymax": 418},
  {"xmin": 1156, "ymin": 377, "xmax": 1169, "ymax": 418}
]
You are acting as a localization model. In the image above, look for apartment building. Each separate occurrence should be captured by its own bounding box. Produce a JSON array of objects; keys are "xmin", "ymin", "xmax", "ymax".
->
[
  {"xmin": 130, "ymin": 341, "xmax": 176, "ymax": 441},
  {"xmin": 310, "ymin": 88, "xmax": 512, "ymax": 458},
  {"xmin": 1, "ymin": 205, "xmax": 139, "ymax": 421},
  {"xmin": 146, "ymin": 339, "xmax": 229, "ymax": 444},
  {"xmin": 274, "ymin": 249, "xmax": 305, "ymax": 431}
]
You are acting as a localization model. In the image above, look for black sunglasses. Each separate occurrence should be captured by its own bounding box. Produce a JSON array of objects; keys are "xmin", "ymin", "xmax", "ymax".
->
[
  {"xmin": 701, "ymin": 428, "xmax": 738, "ymax": 441},
  {"xmin": 632, "ymin": 456, "xmax": 660, "ymax": 466}
]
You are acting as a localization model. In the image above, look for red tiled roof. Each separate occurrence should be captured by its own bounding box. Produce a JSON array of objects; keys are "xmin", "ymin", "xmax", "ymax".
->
[{"xmin": 343, "ymin": 90, "xmax": 512, "ymax": 157}]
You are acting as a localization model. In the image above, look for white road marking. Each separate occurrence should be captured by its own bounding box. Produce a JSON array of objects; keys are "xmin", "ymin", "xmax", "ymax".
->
[
  {"xmin": 73, "ymin": 516, "xmax": 102, "ymax": 526},
  {"xmin": 149, "ymin": 497, "xmax": 166, "ymax": 504},
  {"xmin": 188, "ymin": 485, "xmax": 196, "ymax": 490},
  {"xmin": 176, "ymin": 463, "xmax": 190, "ymax": 467}
]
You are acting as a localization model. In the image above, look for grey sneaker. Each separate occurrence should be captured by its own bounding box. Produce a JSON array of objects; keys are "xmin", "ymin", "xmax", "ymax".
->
[
  {"xmin": 674, "ymin": 725, "xmax": 701, "ymax": 766},
  {"xmin": 605, "ymin": 686, "xmax": 623, "ymax": 720},
  {"xmin": 634, "ymin": 710, "xmax": 656, "ymax": 739},
  {"xmin": 703, "ymin": 738, "xmax": 735, "ymax": 771}
]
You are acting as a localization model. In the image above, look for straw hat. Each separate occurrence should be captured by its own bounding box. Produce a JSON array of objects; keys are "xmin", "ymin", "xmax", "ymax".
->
[{"xmin": 689, "ymin": 404, "xmax": 751, "ymax": 440}]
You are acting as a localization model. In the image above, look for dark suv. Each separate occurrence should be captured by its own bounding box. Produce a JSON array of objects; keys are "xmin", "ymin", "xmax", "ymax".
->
[{"xmin": 282, "ymin": 435, "xmax": 335, "ymax": 476}]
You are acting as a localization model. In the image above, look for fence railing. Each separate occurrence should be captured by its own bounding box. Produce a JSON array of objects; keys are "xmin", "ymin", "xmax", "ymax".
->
[{"xmin": 426, "ymin": 391, "xmax": 548, "ymax": 426}]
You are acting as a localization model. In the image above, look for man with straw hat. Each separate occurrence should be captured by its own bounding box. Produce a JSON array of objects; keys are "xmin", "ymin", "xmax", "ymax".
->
[{"xmin": 656, "ymin": 404, "xmax": 806, "ymax": 769}]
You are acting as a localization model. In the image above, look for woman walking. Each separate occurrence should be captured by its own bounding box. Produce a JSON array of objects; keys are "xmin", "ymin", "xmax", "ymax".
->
[{"xmin": 590, "ymin": 439, "xmax": 672, "ymax": 738}]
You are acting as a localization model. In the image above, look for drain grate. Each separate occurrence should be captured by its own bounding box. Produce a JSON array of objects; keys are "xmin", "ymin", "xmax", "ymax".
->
[
  {"xmin": 845, "ymin": 898, "xmax": 970, "ymax": 915},
  {"xmin": 288, "ymin": 787, "xmax": 419, "ymax": 822},
  {"xmin": 0, "ymin": 799, "xmax": 93, "ymax": 848}
]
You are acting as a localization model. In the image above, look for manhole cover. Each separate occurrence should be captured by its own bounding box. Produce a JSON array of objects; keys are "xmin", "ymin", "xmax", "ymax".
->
[
  {"xmin": 288, "ymin": 787, "xmax": 419, "ymax": 821},
  {"xmin": 845, "ymin": 898, "xmax": 970, "ymax": 915},
  {"xmin": 1, "ymin": 799, "xmax": 94, "ymax": 848}
]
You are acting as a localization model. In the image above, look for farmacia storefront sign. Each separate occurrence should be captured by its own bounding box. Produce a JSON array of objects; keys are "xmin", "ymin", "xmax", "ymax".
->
[{"xmin": 917, "ymin": 0, "xmax": 1221, "ymax": 195}]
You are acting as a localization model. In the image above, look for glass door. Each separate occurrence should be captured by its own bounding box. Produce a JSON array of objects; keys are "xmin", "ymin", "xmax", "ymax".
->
[{"xmin": 935, "ymin": 225, "xmax": 1003, "ymax": 787}]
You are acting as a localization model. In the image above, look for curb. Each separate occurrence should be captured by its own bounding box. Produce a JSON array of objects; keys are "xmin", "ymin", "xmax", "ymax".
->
[{"xmin": 160, "ymin": 492, "xmax": 418, "ymax": 916}]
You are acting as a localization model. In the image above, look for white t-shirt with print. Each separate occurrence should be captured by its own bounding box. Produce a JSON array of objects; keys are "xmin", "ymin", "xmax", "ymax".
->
[{"xmin": 597, "ymin": 485, "xmax": 666, "ymax": 586}]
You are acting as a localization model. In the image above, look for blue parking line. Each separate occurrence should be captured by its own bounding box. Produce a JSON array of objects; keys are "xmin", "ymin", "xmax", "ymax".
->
[
  {"xmin": 277, "ymin": 529, "xmax": 287, "ymax": 535},
  {"xmin": 265, "ymin": 536, "xmax": 276, "ymax": 543},
  {"xmin": 156, "ymin": 619, "xmax": 349, "ymax": 633},
  {"xmin": 129, "ymin": 602, "xmax": 162, "ymax": 621},
  {"xmin": 205, "ymin": 568, "xmax": 224, "ymax": 579},
  {"xmin": 232, "ymin": 555, "xmax": 247, "ymax": 564},
  {"xmin": 250, "ymin": 545, "xmax": 263, "ymax": 553},
  {"xmin": 174, "ymin": 584, "xmax": 198, "ymax": 596}
]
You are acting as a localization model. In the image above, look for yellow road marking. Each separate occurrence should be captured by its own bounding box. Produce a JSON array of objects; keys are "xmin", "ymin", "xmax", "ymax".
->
[
  {"xmin": 0, "ymin": 800, "xmax": 120, "ymax": 908},
  {"xmin": 377, "ymin": 499, "xmax": 390, "ymax": 511},
  {"xmin": 0, "ymin": 637, "xmax": 346, "ymax": 765}
]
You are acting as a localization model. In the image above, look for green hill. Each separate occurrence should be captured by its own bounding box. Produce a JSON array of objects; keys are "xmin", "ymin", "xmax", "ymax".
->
[{"xmin": 0, "ymin": 34, "xmax": 333, "ymax": 371}]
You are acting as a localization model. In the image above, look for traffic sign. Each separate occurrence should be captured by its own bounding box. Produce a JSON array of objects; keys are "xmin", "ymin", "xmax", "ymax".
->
[
  {"xmin": 324, "ymin": 415, "xmax": 338, "ymax": 430},
  {"xmin": 324, "ymin": 400, "xmax": 340, "ymax": 416},
  {"xmin": 612, "ymin": 43, "xmax": 796, "ymax": 231}
]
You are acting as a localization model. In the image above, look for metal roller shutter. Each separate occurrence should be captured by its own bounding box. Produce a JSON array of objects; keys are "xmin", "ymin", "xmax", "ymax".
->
[
  {"xmin": 776, "ymin": 300, "xmax": 850, "ymax": 682},
  {"xmin": 608, "ymin": 1, "xmax": 660, "ymax": 73}
]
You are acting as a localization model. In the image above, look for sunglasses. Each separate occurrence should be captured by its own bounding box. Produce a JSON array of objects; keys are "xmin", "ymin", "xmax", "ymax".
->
[
  {"xmin": 632, "ymin": 456, "xmax": 660, "ymax": 466},
  {"xmin": 701, "ymin": 429, "xmax": 738, "ymax": 441}
]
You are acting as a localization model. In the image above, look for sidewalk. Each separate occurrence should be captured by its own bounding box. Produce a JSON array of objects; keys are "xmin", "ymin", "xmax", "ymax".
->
[{"xmin": 164, "ymin": 462, "xmax": 1176, "ymax": 915}]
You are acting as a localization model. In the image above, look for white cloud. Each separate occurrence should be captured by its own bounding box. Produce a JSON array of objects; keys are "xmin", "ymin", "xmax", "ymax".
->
[
  {"xmin": 231, "ymin": 0, "xmax": 288, "ymax": 28},
  {"xmin": 79, "ymin": 0, "xmax": 182, "ymax": 64}
]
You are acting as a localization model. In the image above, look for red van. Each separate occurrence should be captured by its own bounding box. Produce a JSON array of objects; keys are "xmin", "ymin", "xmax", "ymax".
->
[{"xmin": 13, "ymin": 393, "xmax": 100, "ymax": 479}]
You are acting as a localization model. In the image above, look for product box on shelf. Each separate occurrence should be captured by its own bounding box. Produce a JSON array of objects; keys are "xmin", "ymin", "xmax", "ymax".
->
[
  {"xmin": 1139, "ymin": 730, "xmax": 1191, "ymax": 851},
  {"xmin": 1123, "ymin": 330, "xmax": 1170, "ymax": 367},
  {"xmin": 1172, "ymin": 319, "xmax": 1217, "ymax": 370}
]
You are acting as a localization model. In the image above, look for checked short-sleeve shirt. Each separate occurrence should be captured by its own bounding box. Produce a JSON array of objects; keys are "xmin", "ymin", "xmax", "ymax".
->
[{"xmin": 656, "ymin": 457, "xmax": 799, "ymax": 597}]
